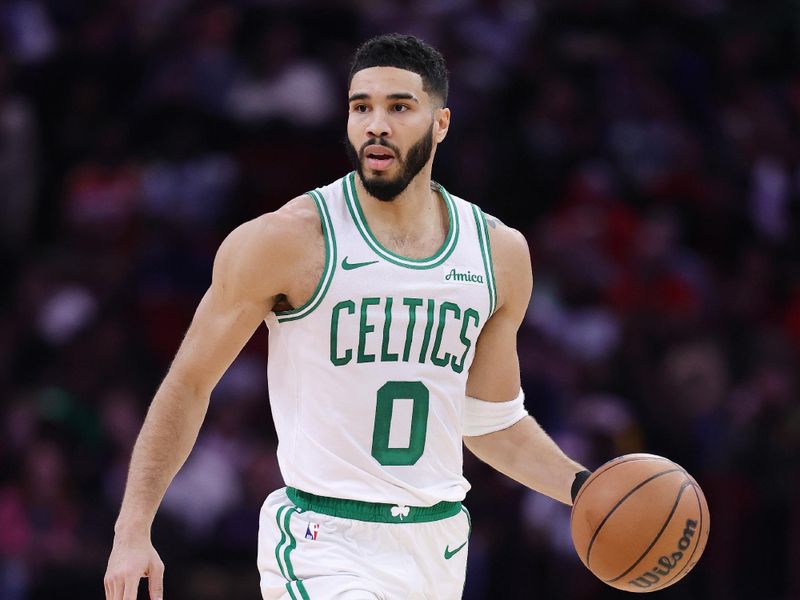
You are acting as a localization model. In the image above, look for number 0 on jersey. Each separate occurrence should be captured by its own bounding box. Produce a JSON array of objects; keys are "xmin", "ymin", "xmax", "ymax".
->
[{"xmin": 371, "ymin": 381, "xmax": 430, "ymax": 466}]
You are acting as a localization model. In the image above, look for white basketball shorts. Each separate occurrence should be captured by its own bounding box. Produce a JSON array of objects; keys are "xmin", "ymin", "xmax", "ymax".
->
[{"xmin": 257, "ymin": 487, "xmax": 471, "ymax": 600}]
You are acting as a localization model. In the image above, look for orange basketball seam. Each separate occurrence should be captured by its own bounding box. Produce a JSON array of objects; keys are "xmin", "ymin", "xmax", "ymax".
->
[
  {"xmin": 645, "ymin": 483, "xmax": 708, "ymax": 592},
  {"xmin": 570, "ymin": 456, "xmax": 673, "ymax": 539},
  {"xmin": 572, "ymin": 456, "xmax": 671, "ymax": 508},
  {"xmin": 604, "ymin": 479, "xmax": 692, "ymax": 583},
  {"xmin": 584, "ymin": 467, "xmax": 683, "ymax": 567}
]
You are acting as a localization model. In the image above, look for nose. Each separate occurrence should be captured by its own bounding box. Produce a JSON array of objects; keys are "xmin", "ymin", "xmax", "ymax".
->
[{"xmin": 366, "ymin": 108, "xmax": 391, "ymax": 138}]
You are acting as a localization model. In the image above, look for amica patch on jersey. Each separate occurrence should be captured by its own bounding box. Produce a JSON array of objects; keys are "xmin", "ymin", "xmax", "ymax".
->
[{"xmin": 442, "ymin": 265, "xmax": 485, "ymax": 285}]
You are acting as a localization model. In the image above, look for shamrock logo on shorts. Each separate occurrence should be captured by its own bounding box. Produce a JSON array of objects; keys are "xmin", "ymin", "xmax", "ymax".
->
[{"xmin": 391, "ymin": 504, "xmax": 410, "ymax": 520}]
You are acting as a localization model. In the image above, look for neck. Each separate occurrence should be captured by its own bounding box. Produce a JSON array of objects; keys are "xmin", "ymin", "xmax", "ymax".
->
[{"xmin": 355, "ymin": 165, "xmax": 439, "ymax": 232}]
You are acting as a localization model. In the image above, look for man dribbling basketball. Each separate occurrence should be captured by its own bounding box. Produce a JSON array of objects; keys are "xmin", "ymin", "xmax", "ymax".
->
[{"xmin": 104, "ymin": 34, "xmax": 590, "ymax": 599}]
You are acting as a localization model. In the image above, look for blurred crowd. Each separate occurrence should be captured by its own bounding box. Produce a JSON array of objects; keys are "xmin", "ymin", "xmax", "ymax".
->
[{"xmin": 1, "ymin": 0, "xmax": 800, "ymax": 599}]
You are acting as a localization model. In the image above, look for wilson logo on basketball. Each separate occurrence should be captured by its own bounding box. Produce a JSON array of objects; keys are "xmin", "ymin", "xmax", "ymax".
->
[{"xmin": 629, "ymin": 519, "xmax": 698, "ymax": 589}]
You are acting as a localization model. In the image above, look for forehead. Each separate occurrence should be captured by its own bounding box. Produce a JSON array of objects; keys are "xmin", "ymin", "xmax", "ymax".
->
[{"xmin": 349, "ymin": 66, "xmax": 427, "ymax": 99}]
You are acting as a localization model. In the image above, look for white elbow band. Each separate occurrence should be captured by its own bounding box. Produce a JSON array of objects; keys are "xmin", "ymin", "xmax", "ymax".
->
[{"xmin": 462, "ymin": 389, "xmax": 529, "ymax": 436}]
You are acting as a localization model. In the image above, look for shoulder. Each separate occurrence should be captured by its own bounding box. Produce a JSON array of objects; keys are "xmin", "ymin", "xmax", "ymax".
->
[
  {"xmin": 483, "ymin": 212, "xmax": 532, "ymax": 316},
  {"xmin": 219, "ymin": 194, "xmax": 320, "ymax": 259},
  {"xmin": 230, "ymin": 194, "xmax": 320, "ymax": 245},
  {"xmin": 213, "ymin": 194, "xmax": 321, "ymax": 296},
  {"xmin": 483, "ymin": 213, "xmax": 529, "ymax": 268}
]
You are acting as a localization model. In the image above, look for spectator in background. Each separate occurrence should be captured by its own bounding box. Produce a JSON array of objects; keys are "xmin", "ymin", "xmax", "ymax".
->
[
  {"xmin": 2, "ymin": 1, "xmax": 800, "ymax": 598},
  {"xmin": 226, "ymin": 21, "xmax": 335, "ymax": 128},
  {"xmin": 0, "ymin": 53, "xmax": 38, "ymax": 252}
]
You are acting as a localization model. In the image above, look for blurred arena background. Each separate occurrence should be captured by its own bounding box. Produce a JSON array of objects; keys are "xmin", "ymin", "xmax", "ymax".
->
[{"xmin": 1, "ymin": 1, "xmax": 799, "ymax": 598}]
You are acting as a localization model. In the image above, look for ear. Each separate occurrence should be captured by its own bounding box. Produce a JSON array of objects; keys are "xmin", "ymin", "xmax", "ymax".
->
[{"xmin": 434, "ymin": 107, "xmax": 450, "ymax": 144}]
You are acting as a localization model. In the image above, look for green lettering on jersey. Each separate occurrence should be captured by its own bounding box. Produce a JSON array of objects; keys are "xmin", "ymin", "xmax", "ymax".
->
[
  {"xmin": 331, "ymin": 296, "xmax": 481, "ymax": 373},
  {"xmin": 357, "ymin": 297, "xmax": 381, "ymax": 363},
  {"xmin": 330, "ymin": 300, "xmax": 355, "ymax": 366},
  {"xmin": 445, "ymin": 268, "xmax": 484, "ymax": 284},
  {"xmin": 381, "ymin": 297, "xmax": 399, "ymax": 362},
  {"xmin": 452, "ymin": 308, "xmax": 480, "ymax": 373},
  {"xmin": 402, "ymin": 298, "xmax": 423, "ymax": 362},
  {"xmin": 418, "ymin": 299, "xmax": 435, "ymax": 364},
  {"xmin": 431, "ymin": 302, "xmax": 461, "ymax": 367}
]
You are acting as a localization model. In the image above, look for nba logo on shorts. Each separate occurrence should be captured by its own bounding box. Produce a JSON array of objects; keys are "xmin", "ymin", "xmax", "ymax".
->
[{"xmin": 305, "ymin": 523, "xmax": 320, "ymax": 540}]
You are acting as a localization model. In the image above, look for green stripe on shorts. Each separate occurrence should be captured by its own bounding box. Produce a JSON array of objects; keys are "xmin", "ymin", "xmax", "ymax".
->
[
  {"xmin": 274, "ymin": 504, "xmax": 309, "ymax": 599},
  {"xmin": 274, "ymin": 506, "xmax": 289, "ymax": 579}
]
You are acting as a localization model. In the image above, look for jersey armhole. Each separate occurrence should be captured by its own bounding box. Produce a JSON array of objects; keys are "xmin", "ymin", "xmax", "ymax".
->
[
  {"xmin": 275, "ymin": 190, "xmax": 337, "ymax": 323},
  {"xmin": 470, "ymin": 204, "xmax": 497, "ymax": 316}
]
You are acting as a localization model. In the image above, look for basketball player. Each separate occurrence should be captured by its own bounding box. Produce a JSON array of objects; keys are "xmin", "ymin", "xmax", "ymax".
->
[{"xmin": 105, "ymin": 34, "xmax": 590, "ymax": 600}]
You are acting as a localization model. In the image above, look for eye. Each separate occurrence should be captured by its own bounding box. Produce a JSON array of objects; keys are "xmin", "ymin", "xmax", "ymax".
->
[
  {"xmin": 392, "ymin": 104, "xmax": 409, "ymax": 112},
  {"xmin": 352, "ymin": 104, "xmax": 369, "ymax": 113}
]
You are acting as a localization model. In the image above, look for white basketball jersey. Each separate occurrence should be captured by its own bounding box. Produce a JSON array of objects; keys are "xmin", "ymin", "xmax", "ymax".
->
[{"xmin": 265, "ymin": 172, "xmax": 497, "ymax": 506}]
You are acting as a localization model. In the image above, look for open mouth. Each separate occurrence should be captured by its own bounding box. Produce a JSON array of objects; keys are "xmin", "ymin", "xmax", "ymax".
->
[{"xmin": 364, "ymin": 145, "xmax": 396, "ymax": 171}]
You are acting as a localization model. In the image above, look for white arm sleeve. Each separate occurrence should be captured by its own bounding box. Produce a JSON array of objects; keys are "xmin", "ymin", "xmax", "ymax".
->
[{"xmin": 462, "ymin": 388, "xmax": 529, "ymax": 436}]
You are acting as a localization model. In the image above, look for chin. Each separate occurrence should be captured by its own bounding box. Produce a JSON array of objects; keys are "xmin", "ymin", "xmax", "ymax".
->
[{"xmin": 364, "ymin": 164, "xmax": 396, "ymax": 178}]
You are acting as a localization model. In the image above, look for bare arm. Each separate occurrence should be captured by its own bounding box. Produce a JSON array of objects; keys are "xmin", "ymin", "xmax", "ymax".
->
[
  {"xmin": 105, "ymin": 197, "xmax": 319, "ymax": 600},
  {"xmin": 463, "ymin": 218, "xmax": 585, "ymax": 506}
]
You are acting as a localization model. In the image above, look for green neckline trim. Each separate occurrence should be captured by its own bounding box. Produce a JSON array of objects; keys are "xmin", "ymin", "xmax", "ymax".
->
[
  {"xmin": 276, "ymin": 189, "xmax": 337, "ymax": 322},
  {"xmin": 342, "ymin": 171, "xmax": 459, "ymax": 269}
]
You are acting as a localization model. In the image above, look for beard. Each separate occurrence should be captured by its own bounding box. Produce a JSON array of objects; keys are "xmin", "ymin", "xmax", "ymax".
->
[{"xmin": 345, "ymin": 122, "xmax": 434, "ymax": 202}]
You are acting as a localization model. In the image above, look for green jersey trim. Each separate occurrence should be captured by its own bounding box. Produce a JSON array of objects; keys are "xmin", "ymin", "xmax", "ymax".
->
[
  {"xmin": 276, "ymin": 189, "xmax": 337, "ymax": 323},
  {"xmin": 461, "ymin": 505, "xmax": 472, "ymax": 534},
  {"xmin": 274, "ymin": 505, "xmax": 310, "ymax": 599},
  {"xmin": 472, "ymin": 205, "xmax": 497, "ymax": 315},
  {"xmin": 342, "ymin": 172, "xmax": 459, "ymax": 269},
  {"xmin": 458, "ymin": 505, "xmax": 472, "ymax": 597},
  {"xmin": 286, "ymin": 487, "xmax": 462, "ymax": 523}
]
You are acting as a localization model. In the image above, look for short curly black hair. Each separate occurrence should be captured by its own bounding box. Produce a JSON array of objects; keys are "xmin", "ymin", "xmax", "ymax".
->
[{"xmin": 349, "ymin": 34, "xmax": 449, "ymax": 107}]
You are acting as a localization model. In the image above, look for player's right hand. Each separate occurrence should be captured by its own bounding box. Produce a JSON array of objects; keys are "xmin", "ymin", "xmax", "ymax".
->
[{"xmin": 104, "ymin": 534, "xmax": 165, "ymax": 600}]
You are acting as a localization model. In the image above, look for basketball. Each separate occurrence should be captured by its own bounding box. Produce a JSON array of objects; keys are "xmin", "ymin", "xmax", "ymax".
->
[{"xmin": 570, "ymin": 453, "xmax": 710, "ymax": 592}]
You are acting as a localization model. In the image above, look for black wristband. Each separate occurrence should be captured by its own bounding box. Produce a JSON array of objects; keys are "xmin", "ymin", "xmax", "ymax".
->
[{"xmin": 571, "ymin": 469, "xmax": 592, "ymax": 502}]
